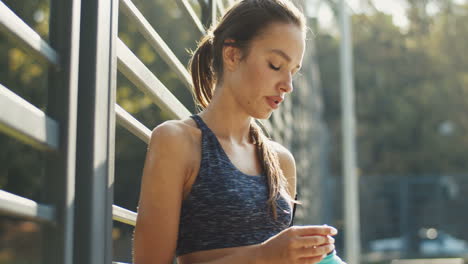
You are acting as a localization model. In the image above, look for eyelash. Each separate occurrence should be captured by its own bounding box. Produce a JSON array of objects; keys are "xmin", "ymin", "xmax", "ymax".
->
[
  {"xmin": 269, "ymin": 62, "xmax": 302, "ymax": 79},
  {"xmin": 269, "ymin": 63, "xmax": 281, "ymax": 71}
]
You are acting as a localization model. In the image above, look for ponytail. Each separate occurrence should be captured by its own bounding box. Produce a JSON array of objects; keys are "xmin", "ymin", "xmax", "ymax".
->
[{"xmin": 189, "ymin": 33, "xmax": 216, "ymax": 109}]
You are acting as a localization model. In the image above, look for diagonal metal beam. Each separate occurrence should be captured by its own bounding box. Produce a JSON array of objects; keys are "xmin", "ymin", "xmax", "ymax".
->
[
  {"xmin": 175, "ymin": 0, "xmax": 206, "ymax": 35},
  {"xmin": 0, "ymin": 190, "xmax": 55, "ymax": 223},
  {"xmin": 0, "ymin": 1, "xmax": 59, "ymax": 67},
  {"xmin": 112, "ymin": 205, "xmax": 137, "ymax": 226},
  {"xmin": 0, "ymin": 83, "xmax": 59, "ymax": 150},
  {"xmin": 117, "ymin": 39, "xmax": 191, "ymax": 120},
  {"xmin": 119, "ymin": 0, "xmax": 193, "ymax": 91},
  {"xmin": 115, "ymin": 104, "xmax": 151, "ymax": 144},
  {"xmin": 211, "ymin": 0, "xmax": 217, "ymax": 27},
  {"xmin": 217, "ymin": 0, "xmax": 225, "ymax": 15}
]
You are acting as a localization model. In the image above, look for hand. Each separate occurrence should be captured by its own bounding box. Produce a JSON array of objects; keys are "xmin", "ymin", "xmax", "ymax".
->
[{"xmin": 257, "ymin": 225, "xmax": 337, "ymax": 264}]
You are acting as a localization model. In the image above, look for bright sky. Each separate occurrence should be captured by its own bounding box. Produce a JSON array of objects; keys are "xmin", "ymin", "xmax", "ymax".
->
[
  {"xmin": 310, "ymin": 0, "xmax": 408, "ymax": 30},
  {"xmin": 310, "ymin": 0, "xmax": 467, "ymax": 31}
]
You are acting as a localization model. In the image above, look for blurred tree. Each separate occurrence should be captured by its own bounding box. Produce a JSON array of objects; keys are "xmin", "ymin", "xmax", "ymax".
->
[{"xmin": 317, "ymin": 0, "xmax": 468, "ymax": 257}]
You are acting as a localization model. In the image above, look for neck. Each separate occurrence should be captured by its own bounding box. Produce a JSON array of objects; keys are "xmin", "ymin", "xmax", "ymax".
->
[{"xmin": 198, "ymin": 84, "xmax": 253, "ymax": 145}]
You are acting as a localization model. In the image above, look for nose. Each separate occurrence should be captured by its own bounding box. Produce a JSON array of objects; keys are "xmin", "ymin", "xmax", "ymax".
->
[{"xmin": 280, "ymin": 72, "xmax": 294, "ymax": 94}]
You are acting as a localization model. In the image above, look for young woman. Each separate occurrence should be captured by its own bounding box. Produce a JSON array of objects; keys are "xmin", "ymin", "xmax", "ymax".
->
[{"xmin": 133, "ymin": 1, "xmax": 344, "ymax": 263}]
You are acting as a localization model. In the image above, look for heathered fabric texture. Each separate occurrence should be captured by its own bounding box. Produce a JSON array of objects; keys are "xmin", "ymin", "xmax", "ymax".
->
[{"xmin": 175, "ymin": 114, "xmax": 296, "ymax": 256}]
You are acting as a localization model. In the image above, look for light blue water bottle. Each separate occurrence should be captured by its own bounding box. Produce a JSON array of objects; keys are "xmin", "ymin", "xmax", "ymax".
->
[{"xmin": 317, "ymin": 250, "xmax": 346, "ymax": 264}]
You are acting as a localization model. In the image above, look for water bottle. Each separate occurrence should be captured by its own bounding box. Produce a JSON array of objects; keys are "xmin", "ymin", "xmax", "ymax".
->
[{"xmin": 317, "ymin": 250, "xmax": 346, "ymax": 264}]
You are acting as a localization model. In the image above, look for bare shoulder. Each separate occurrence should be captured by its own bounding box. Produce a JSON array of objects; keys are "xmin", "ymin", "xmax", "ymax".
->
[
  {"xmin": 268, "ymin": 140, "xmax": 297, "ymax": 197},
  {"xmin": 268, "ymin": 140, "xmax": 296, "ymax": 169},
  {"xmin": 151, "ymin": 118, "xmax": 198, "ymax": 141},
  {"xmin": 150, "ymin": 118, "xmax": 199, "ymax": 148},
  {"xmin": 148, "ymin": 118, "xmax": 200, "ymax": 171}
]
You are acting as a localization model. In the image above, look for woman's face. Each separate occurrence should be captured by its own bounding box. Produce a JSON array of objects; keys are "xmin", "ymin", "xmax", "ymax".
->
[{"xmin": 226, "ymin": 22, "xmax": 305, "ymax": 119}]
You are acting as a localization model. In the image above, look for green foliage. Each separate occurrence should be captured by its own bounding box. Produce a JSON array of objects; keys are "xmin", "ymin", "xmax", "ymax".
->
[
  {"xmin": 318, "ymin": 3, "xmax": 468, "ymax": 177},
  {"xmin": 317, "ymin": 1, "xmax": 468, "ymax": 254}
]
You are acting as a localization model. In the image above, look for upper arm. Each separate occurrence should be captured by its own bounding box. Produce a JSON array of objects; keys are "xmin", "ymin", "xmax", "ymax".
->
[
  {"xmin": 133, "ymin": 121, "xmax": 192, "ymax": 264},
  {"xmin": 271, "ymin": 141, "xmax": 297, "ymax": 201}
]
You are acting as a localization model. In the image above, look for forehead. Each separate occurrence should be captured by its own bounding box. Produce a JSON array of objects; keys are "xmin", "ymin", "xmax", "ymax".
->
[{"xmin": 250, "ymin": 23, "xmax": 305, "ymax": 62}]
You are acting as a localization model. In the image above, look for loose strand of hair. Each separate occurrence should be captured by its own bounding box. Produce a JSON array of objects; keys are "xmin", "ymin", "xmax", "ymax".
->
[{"xmin": 250, "ymin": 120, "xmax": 300, "ymax": 221}]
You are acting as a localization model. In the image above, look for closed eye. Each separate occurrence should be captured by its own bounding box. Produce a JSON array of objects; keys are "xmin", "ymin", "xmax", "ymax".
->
[{"xmin": 269, "ymin": 63, "xmax": 280, "ymax": 71}]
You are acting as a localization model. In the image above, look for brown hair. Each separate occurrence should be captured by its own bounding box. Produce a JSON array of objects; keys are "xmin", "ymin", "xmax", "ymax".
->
[{"xmin": 189, "ymin": 0, "xmax": 306, "ymax": 220}]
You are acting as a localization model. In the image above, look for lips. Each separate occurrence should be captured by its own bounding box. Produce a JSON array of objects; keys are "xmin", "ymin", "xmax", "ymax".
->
[{"xmin": 266, "ymin": 96, "xmax": 284, "ymax": 109}]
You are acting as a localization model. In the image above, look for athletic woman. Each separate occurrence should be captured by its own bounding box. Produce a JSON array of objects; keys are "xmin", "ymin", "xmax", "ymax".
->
[{"xmin": 133, "ymin": 1, "xmax": 344, "ymax": 263}]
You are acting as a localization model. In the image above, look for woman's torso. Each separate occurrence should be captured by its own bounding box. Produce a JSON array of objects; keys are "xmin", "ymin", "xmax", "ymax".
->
[{"xmin": 176, "ymin": 117, "xmax": 269, "ymax": 264}]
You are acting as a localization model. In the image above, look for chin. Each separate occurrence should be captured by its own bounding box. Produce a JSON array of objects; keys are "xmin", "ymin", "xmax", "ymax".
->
[{"xmin": 251, "ymin": 110, "xmax": 273, "ymax": 120}]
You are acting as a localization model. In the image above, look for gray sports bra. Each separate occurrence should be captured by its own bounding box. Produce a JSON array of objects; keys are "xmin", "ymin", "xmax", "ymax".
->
[{"xmin": 175, "ymin": 114, "xmax": 297, "ymax": 256}]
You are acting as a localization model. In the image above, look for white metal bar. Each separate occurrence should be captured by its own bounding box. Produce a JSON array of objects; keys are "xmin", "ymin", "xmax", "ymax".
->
[
  {"xmin": 0, "ymin": 1, "xmax": 59, "ymax": 67},
  {"xmin": 115, "ymin": 104, "xmax": 151, "ymax": 144},
  {"xmin": 217, "ymin": 0, "xmax": 225, "ymax": 15},
  {"xmin": 0, "ymin": 190, "xmax": 55, "ymax": 222},
  {"xmin": 119, "ymin": 0, "xmax": 193, "ymax": 91},
  {"xmin": 212, "ymin": 0, "xmax": 217, "ymax": 26},
  {"xmin": 174, "ymin": 0, "xmax": 206, "ymax": 35},
  {"xmin": 339, "ymin": 1, "xmax": 360, "ymax": 263},
  {"xmin": 117, "ymin": 39, "xmax": 191, "ymax": 120},
  {"xmin": 112, "ymin": 205, "xmax": 137, "ymax": 226},
  {"xmin": 0, "ymin": 83, "xmax": 59, "ymax": 150}
]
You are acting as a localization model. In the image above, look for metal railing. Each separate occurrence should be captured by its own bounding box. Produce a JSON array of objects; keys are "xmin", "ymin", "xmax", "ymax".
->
[
  {"xmin": 0, "ymin": 1, "xmax": 80, "ymax": 264},
  {"xmin": 0, "ymin": 0, "xmax": 288, "ymax": 263},
  {"xmin": 110, "ymin": 0, "xmax": 224, "ymax": 231}
]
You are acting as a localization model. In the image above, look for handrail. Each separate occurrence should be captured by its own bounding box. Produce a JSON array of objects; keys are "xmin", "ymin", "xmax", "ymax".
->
[
  {"xmin": 117, "ymin": 39, "xmax": 191, "ymax": 120},
  {"xmin": 115, "ymin": 104, "xmax": 151, "ymax": 144},
  {"xmin": 0, "ymin": 83, "xmax": 59, "ymax": 150},
  {"xmin": 211, "ymin": 0, "xmax": 217, "ymax": 27},
  {"xmin": 119, "ymin": 0, "xmax": 193, "ymax": 91},
  {"xmin": 217, "ymin": 0, "xmax": 225, "ymax": 15},
  {"xmin": 0, "ymin": 190, "xmax": 55, "ymax": 223},
  {"xmin": 112, "ymin": 205, "xmax": 137, "ymax": 226},
  {"xmin": 0, "ymin": 1, "xmax": 59, "ymax": 67},
  {"xmin": 174, "ymin": 0, "xmax": 206, "ymax": 35}
]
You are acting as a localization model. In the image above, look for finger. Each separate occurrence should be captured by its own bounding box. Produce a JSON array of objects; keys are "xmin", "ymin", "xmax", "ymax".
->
[
  {"xmin": 294, "ymin": 235, "xmax": 331, "ymax": 248},
  {"xmin": 293, "ymin": 225, "xmax": 338, "ymax": 236},
  {"xmin": 297, "ymin": 243, "xmax": 335, "ymax": 258},
  {"xmin": 318, "ymin": 235, "xmax": 335, "ymax": 246}
]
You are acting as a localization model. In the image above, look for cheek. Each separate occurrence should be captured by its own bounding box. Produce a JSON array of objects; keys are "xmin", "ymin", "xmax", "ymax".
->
[
  {"xmin": 234, "ymin": 60, "xmax": 272, "ymax": 107},
  {"xmin": 243, "ymin": 66, "xmax": 265, "ymax": 105},
  {"xmin": 243, "ymin": 62, "xmax": 269, "ymax": 94}
]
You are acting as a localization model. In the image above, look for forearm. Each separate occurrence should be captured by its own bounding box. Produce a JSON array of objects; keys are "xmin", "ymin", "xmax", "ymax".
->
[{"xmin": 193, "ymin": 244, "xmax": 263, "ymax": 264}]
